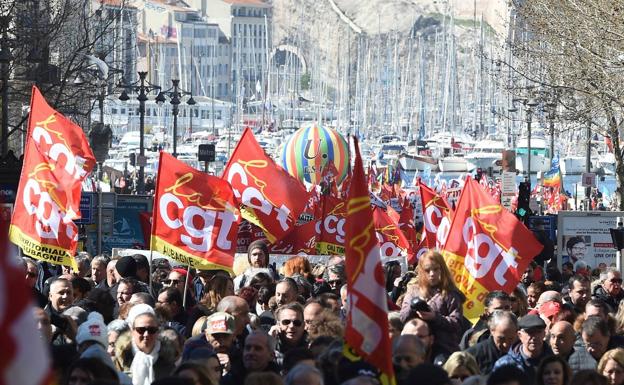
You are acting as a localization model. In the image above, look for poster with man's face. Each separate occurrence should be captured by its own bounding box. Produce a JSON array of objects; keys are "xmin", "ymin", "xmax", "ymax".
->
[
  {"xmin": 562, "ymin": 235, "xmax": 590, "ymax": 266},
  {"xmin": 557, "ymin": 212, "xmax": 624, "ymax": 271}
]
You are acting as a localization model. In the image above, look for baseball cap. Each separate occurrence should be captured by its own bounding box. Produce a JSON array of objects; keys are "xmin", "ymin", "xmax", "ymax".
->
[
  {"xmin": 206, "ymin": 312, "xmax": 235, "ymax": 335},
  {"xmin": 539, "ymin": 301, "xmax": 561, "ymax": 319}
]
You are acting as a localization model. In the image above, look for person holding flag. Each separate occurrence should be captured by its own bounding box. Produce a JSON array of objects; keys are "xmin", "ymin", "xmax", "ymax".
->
[{"xmin": 400, "ymin": 250, "xmax": 466, "ymax": 356}]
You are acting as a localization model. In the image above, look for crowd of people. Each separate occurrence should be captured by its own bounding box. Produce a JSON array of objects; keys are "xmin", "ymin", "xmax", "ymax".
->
[{"xmin": 23, "ymin": 238, "xmax": 624, "ymax": 385}]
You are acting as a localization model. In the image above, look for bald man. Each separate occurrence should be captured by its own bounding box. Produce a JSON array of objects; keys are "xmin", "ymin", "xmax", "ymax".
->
[
  {"xmin": 393, "ymin": 334, "xmax": 426, "ymax": 380},
  {"xmin": 401, "ymin": 318, "xmax": 447, "ymax": 365},
  {"xmin": 549, "ymin": 320, "xmax": 597, "ymax": 373}
]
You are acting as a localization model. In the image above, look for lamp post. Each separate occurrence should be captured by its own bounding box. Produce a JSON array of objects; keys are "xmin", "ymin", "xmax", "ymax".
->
[
  {"xmin": 156, "ymin": 79, "xmax": 195, "ymax": 158},
  {"xmin": 525, "ymin": 96, "xmax": 539, "ymax": 177},
  {"xmin": 119, "ymin": 71, "xmax": 161, "ymax": 194}
]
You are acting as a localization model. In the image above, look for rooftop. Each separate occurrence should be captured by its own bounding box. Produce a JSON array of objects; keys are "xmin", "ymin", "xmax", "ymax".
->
[{"xmin": 221, "ymin": 0, "xmax": 270, "ymax": 6}]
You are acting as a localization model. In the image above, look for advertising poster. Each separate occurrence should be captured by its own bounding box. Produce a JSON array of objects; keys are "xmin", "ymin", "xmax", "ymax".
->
[
  {"xmin": 86, "ymin": 195, "xmax": 153, "ymax": 255},
  {"xmin": 557, "ymin": 211, "xmax": 624, "ymax": 270}
]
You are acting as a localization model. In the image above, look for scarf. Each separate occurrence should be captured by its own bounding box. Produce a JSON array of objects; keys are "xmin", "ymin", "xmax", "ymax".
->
[{"xmin": 130, "ymin": 339, "xmax": 161, "ymax": 385}]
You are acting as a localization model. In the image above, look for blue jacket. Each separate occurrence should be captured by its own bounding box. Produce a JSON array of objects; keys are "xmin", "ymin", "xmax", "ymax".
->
[{"xmin": 493, "ymin": 341, "xmax": 553, "ymax": 380}]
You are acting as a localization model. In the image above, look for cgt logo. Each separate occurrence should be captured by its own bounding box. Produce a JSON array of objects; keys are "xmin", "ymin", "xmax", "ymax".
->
[
  {"xmin": 462, "ymin": 216, "xmax": 518, "ymax": 287},
  {"xmin": 315, "ymin": 215, "xmax": 345, "ymax": 244},
  {"xmin": 424, "ymin": 204, "xmax": 451, "ymax": 248},
  {"xmin": 227, "ymin": 162, "xmax": 292, "ymax": 232},
  {"xmin": 158, "ymin": 192, "xmax": 237, "ymax": 253}
]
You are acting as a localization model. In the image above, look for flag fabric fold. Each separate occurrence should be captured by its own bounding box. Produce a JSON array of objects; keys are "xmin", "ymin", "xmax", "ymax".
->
[
  {"xmin": 151, "ymin": 152, "xmax": 240, "ymax": 271},
  {"xmin": 344, "ymin": 137, "xmax": 395, "ymax": 385},
  {"xmin": 9, "ymin": 86, "xmax": 95, "ymax": 269},
  {"xmin": 223, "ymin": 128, "xmax": 307, "ymax": 243},
  {"xmin": 441, "ymin": 177, "xmax": 544, "ymax": 323}
]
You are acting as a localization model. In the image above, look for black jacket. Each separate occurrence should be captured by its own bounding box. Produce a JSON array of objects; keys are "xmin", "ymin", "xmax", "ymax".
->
[
  {"xmin": 466, "ymin": 336, "xmax": 505, "ymax": 374},
  {"xmin": 220, "ymin": 360, "xmax": 281, "ymax": 385},
  {"xmin": 593, "ymin": 285, "xmax": 624, "ymax": 312}
]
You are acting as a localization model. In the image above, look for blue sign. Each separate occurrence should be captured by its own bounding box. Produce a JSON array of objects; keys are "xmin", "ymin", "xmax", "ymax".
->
[
  {"xmin": 76, "ymin": 193, "xmax": 95, "ymax": 224},
  {"xmin": 84, "ymin": 194, "xmax": 153, "ymax": 255},
  {"xmin": 528, "ymin": 215, "xmax": 557, "ymax": 243}
]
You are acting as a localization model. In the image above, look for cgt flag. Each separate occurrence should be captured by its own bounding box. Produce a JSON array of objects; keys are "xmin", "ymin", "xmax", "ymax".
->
[
  {"xmin": 9, "ymin": 86, "xmax": 95, "ymax": 268},
  {"xmin": 223, "ymin": 128, "xmax": 307, "ymax": 243},
  {"xmin": 152, "ymin": 152, "xmax": 240, "ymax": 271},
  {"xmin": 372, "ymin": 206, "xmax": 411, "ymax": 261},
  {"xmin": 419, "ymin": 181, "xmax": 453, "ymax": 250},
  {"xmin": 344, "ymin": 137, "xmax": 395, "ymax": 385},
  {"xmin": 441, "ymin": 177, "xmax": 543, "ymax": 323}
]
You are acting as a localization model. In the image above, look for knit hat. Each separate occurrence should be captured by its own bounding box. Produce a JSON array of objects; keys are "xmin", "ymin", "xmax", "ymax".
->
[
  {"xmin": 76, "ymin": 312, "xmax": 108, "ymax": 348},
  {"xmin": 115, "ymin": 256, "xmax": 137, "ymax": 278},
  {"xmin": 126, "ymin": 304, "xmax": 156, "ymax": 328},
  {"xmin": 63, "ymin": 306, "xmax": 88, "ymax": 325},
  {"xmin": 247, "ymin": 240, "xmax": 269, "ymax": 264}
]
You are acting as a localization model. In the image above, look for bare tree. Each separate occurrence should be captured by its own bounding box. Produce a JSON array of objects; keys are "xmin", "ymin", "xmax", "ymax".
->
[
  {"xmin": 0, "ymin": 0, "xmax": 129, "ymax": 154},
  {"xmin": 501, "ymin": 0, "xmax": 624, "ymax": 209}
]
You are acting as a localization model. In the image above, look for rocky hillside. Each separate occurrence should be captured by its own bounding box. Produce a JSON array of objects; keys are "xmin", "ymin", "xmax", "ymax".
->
[{"xmin": 270, "ymin": 0, "xmax": 509, "ymax": 90}]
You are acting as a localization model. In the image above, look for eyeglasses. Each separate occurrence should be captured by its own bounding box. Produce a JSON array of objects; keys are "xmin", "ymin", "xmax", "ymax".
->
[
  {"xmin": 26, "ymin": 272, "xmax": 37, "ymax": 278},
  {"xmin": 571, "ymin": 246, "xmax": 587, "ymax": 251},
  {"xmin": 280, "ymin": 319, "xmax": 303, "ymax": 327},
  {"xmin": 610, "ymin": 278, "xmax": 623, "ymax": 284},
  {"xmin": 134, "ymin": 326, "xmax": 159, "ymax": 335},
  {"xmin": 328, "ymin": 279, "xmax": 341, "ymax": 285},
  {"xmin": 163, "ymin": 279, "xmax": 181, "ymax": 285}
]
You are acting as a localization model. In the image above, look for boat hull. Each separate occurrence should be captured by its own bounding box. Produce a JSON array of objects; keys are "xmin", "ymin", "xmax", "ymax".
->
[
  {"xmin": 465, "ymin": 155, "xmax": 502, "ymax": 173},
  {"xmin": 398, "ymin": 154, "xmax": 439, "ymax": 172},
  {"xmin": 515, "ymin": 154, "xmax": 550, "ymax": 174},
  {"xmin": 438, "ymin": 156, "xmax": 469, "ymax": 173}
]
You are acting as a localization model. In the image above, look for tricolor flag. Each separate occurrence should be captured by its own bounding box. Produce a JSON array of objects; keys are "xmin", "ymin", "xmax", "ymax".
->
[
  {"xmin": 9, "ymin": 86, "xmax": 95, "ymax": 269},
  {"xmin": 344, "ymin": 137, "xmax": 395, "ymax": 385}
]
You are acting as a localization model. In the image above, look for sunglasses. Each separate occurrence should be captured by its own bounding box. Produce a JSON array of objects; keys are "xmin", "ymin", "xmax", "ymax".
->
[
  {"xmin": 134, "ymin": 326, "xmax": 159, "ymax": 335},
  {"xmin": 280, "ymin": 319, "xmax": 303, "ymax": 327},
  {"xmin": 163, "ymin": 279, "xmax": 182, "ymax": 285},
  {"xmin": 26, "ymin": 272, "xmax": 37, "ymax": 278},
  {"xmin": 610, "ymin": 278, "xmax": 623, "ymax": 284}
]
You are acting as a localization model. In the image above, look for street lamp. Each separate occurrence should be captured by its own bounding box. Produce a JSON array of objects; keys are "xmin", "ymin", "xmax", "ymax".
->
[
  {"xmin": 118, "ymin": 71, "xmax": 161, "ymax": 194},
  {"xmin": 155, "ymin": 79, "xmax": 195, "ymax": 158}
]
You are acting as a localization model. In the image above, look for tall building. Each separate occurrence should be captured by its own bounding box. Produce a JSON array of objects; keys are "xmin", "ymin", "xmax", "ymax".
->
[
  {"xmin": 204, "ymin": 0, "xmax": 272, "ymax": 103},
  {"xmin": 93, "ymin": 0, "xmax": 139, "ymax": 84}
]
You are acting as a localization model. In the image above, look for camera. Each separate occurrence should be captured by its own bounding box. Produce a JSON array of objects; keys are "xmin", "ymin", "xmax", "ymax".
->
[{"xmin": 410, "ymin": 297, "xmax": 431, "ymax": 313}]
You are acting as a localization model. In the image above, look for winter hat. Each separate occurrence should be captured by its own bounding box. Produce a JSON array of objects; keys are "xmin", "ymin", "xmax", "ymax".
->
[
  {"xmin": 247, "ymin": 240, "xmax": 269, "ymax": 264},
  {"xmin": 115, "ymin": 256, "xmax": 137, "ymax": 278},
  {"xmin": 63, "ymin": 306, "xmax": 88, "ymax": 325},
  {"xmin": 126, "ymin": 303, "xmax": 156, "ymax": 328},
  {"xmin": 76, "ymin": 312, "xmax": 108, "ymax": 348}
]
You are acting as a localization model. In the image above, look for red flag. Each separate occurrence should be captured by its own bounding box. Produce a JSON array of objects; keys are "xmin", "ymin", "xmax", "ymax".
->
[
  {"xmin": 373, "ymin": 207, "xmax": 411, "ymax": 260},
  {"xmin": 9, "ymin": 86, "xmax": 95, "ymax": 269},
  {"xmin": 419, "ymin": 182, "xmax": 454, "ymax": 250},
  {"xmin": 316, "ymin": 194, "xmax": 347, "ymax": 254},
  {"xmin": 270, "ymin": 220, "xmax": 317, "ymax": 255},
  {"xmin": 1, "ymin": 208, "xmax": 52, "ymax": 385},
  {"xmin": 441, "ymin": 177, "xmax": 544, "ymax": 322},
  {"xmin": 151, "ymin": 152, "xmax": 240, "ymax": 271},
  {"xmin": 344, "ymin": 137, "xmax": 395, "ymax": 385},
  {"xmin": 398, "ymin": 201, "xmax": 419, "ymax": 264},
  {"xmin": 223, "ymin": 128, "xmax": 307, "ymax": 243}
]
